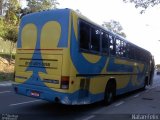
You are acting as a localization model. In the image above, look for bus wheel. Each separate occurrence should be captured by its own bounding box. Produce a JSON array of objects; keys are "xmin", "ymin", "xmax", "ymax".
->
[
  {"xmin": 142, "ymin": 77, "xmax": 148, "ymax": 90},
  {"xmin": 104, "ymin": 81, "xmax": 116, "ymax": 106}
]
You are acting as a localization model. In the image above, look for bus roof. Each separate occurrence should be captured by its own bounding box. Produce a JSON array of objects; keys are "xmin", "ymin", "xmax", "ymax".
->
[{"xmin": 70, "ymin": 9, "xmax": 151, "ymax": 54}]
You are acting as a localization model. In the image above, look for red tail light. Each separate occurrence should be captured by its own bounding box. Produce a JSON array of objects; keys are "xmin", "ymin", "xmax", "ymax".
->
[{"xmin": 61, "ymin": 76, "xmax": 69, "ymax": 89}]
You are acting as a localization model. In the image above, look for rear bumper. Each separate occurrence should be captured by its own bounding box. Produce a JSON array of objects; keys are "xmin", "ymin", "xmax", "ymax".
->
[{"xmin": 12, "ymin": 83, "xmax": 95, "ymax": 105}]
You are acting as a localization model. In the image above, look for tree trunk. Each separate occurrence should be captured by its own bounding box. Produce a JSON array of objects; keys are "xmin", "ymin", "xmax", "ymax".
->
[{"xmin": 9, "ymin": 41, "xmax": 13, "ymax": 64}]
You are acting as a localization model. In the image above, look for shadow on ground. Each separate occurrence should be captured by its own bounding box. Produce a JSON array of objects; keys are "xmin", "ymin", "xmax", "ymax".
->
[{"xmin": 6, "ymin": 88, "xmax": 146, "ymax": 120}]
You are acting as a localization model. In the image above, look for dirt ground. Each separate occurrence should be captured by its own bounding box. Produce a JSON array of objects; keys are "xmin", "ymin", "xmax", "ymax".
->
[{"xmin": 0, "ymin": 57, "xmax": 14, "ymax": 81}]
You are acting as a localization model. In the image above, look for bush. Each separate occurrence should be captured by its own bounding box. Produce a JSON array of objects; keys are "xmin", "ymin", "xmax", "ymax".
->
[{"xmin": 0, "ymin": 53, "xmax": 15, "ymax": 60}]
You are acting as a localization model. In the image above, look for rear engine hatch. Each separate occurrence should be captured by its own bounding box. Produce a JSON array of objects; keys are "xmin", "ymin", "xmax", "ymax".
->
[{"xmin": 15, "ymin": 53, "xmax": 62, "ymax": 88}]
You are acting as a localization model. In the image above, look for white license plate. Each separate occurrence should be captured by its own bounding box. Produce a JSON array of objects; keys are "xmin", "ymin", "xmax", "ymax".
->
[{"xmin": 31, "ymin": 91, "xmax": 40, "ymax": 97}]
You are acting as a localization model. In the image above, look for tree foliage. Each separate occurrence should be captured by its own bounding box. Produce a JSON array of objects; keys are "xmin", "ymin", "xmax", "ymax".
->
[
  {"xmin": 0, "ymin": 19, "xmax": 5, "ymax": 38},
  {"xmin": 3, "ymin": 0, "xmax": 20, "ymax": 23},
  {"xmin": 123, "ymin": 0, "xmax": 160, "ymax": 13},
  {"xmin": 2, "ymin": 24, "xmax": 18, "ymax": 43},
  {"xmin": 0, "ymin": 0, "xmax": 20, "ymax": 61},
  {"xmin": 26, "ymin": 0, "xmax": 59, "ymax": 12},
  {"xmin": 2, "ymin": 0, "xmax": 20, "ymax": 42},
  {"xmin": 102, "ymin": 20, "xmax": 126, "ymax": 38}
]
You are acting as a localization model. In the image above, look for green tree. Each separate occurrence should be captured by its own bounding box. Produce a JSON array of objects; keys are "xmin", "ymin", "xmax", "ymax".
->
[
  {"xmin": 102, "ymin": 20, "xmax": 126, "ymax": 38},
  {"xmin": 4, "ymin": 0, "xmax": 21, "ymax": 21},
  {"xmin": 3, "ymin": 0, "xmax": 20, "ymax": 30},
  {"xmin": 1, "ymin": 0, "xmax": 20, "ymax": 61},
  {"xmin": 26, "ymin": 0, "xmax": 59, "ymax": 12},
  {"xmin": 0, "ymin": 19, "xmax": 5, "ymax": 38},
  {"xmin": 2, "ymin": 24, "xmax": 18, "ymax": 60},
  {"xmin": 123, "ymin": 0, "xmax": 160, "ymax": 13}
]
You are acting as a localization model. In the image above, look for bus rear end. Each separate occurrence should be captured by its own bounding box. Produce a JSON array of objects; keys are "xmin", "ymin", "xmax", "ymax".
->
[{"xmin": 13, "ymin": 9, "xmax": 73, "ymax": 104}]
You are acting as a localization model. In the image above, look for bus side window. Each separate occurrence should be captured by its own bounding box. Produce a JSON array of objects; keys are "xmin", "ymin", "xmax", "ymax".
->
[
  {"xmin": 126, "ymin": 43, "xmax": 130, "ymax": 58},
  {"xmin": 115, "ymin": 38, "xmax": 121, "ymax": 56},
  {"xmin": 90, "ymin": 27, "xmax": 100, "ymax": 52},
  {"xmin": 79, "ymin": 21, "xmax": 90, "ymax": 50},
  {"xmin": 115, "ymin": 39, "xmax": 127, "ymax": 58},
  {"xmin": 129, "ymin": 46, "xmax": 135, "ymax": 60},
  {"xmin": 102, "ymin": 32, "xmax": 109, "ymax": 54},
  {"xmin": 122, "ymin": 41, "xmax": 127, "ymax": 57},
  {"xmin": 137, "ymin": 48, "xmax": 142, "ymax": 61},
  {"xmin": 109, "ymin": 35, "xmax": 115, "ymax": 55}
]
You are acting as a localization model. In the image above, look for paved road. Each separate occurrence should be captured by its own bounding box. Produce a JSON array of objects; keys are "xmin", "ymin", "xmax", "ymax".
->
[{"xmin": 0, "ymin": 73, "xmax": 160, "ymax": 120}]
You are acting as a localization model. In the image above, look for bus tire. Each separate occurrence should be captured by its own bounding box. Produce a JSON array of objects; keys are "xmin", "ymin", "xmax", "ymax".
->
[
  {"xmin": 142, "ymin": 77, "xmax": 148, "ymax": 90},
  {"xmin": 104, "ymin": 80, "xmax": 116, "ymax": 106}
]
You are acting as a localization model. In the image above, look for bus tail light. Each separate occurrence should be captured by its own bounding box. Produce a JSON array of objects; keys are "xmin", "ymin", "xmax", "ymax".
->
[{"xmin": 61, "ymin": 76, "xmax": 69, "ymax": 89}]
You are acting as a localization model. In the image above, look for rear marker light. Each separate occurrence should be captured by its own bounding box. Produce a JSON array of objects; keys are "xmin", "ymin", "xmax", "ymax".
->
[
  {"xmin": 61, "ymin": 76, "xmax": 69, "ymax": 89},
  {"xmin": 71, "ymin": 81, "xmax": 74, "ymax": 84}
]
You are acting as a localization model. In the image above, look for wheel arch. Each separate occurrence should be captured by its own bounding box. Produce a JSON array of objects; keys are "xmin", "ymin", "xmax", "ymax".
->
[
  {"xmin": 103, "ymin": 77, "xmax": 117, "ymax": 105},
  {"xmin": 105, "ymin": 77, "xmax": 117, "ymax": 96}
]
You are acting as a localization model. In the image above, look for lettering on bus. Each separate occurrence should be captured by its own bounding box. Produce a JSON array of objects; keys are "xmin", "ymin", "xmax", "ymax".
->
[{"xmin": 25, "ymin": 61, "xmax": 50, "ymax": 67}]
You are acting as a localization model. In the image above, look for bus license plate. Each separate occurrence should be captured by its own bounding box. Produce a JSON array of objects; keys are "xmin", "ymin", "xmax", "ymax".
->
[{"xmin": 31, "ymin": 91, "xmax": 40, "ymax": 97}]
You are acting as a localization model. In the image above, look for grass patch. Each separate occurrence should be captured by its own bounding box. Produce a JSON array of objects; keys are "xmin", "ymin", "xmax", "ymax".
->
[
  {"xmin": 0, "ymin": 54, "xmax": 15, "ymax": 82},
  {"xmin": 0, "ymin": 73, "xmax": 14, "ymax": 81},
  {"xmin": 0, "ymin": 53, "xmax": 15, "ymax": 60},
  {"xmin": 0, "ymin": 39, "xmax": 16, "ymax": 82}
]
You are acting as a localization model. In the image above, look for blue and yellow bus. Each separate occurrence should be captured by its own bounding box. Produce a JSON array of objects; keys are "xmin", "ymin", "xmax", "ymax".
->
[{"xmin": 13, "ymin": 8, "xmax": 154, "ymax": 105}]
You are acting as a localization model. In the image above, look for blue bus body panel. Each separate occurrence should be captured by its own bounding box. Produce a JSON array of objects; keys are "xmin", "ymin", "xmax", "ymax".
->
[
  {"xmin": 17, "ymin": 9, "xmax": 70, "ymax": 48},
  {"xmin": 13, "ymin": 83, "xmax": 105, "ymax": 105}
]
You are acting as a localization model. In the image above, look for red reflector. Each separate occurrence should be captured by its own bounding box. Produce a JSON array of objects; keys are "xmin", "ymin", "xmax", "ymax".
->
[{"xmin": 61, "ymin": 76, "xmax": 69, "ymax": 81}]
